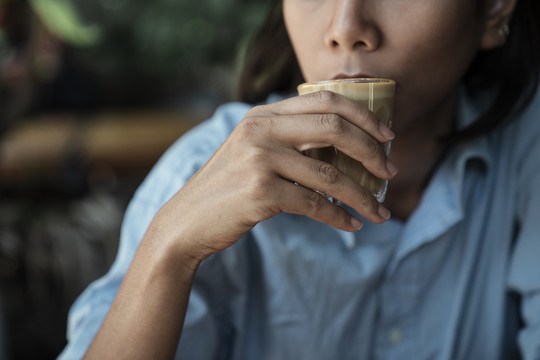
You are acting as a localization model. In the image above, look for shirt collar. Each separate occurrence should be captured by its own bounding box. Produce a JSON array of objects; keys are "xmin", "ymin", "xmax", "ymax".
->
[
  {"xmin": 453, "ymin": 87, "xmax": 493, "ymax": 169},
  {"xmin": 338, "ymin": 89, "xmax": 493, "ymax": 252},
  {"xmin": 385, "ymin": 90, "xmax": 493, "ymax": 269}
]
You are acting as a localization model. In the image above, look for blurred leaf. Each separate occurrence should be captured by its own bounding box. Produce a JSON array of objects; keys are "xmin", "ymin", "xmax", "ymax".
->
[
  {"xmin": 29, "ymin": 0, "xmax": 100, "ymax": 46},
  {"xmin": 66, "ymin": 0, "xmax": 269, "ymax": 85}
]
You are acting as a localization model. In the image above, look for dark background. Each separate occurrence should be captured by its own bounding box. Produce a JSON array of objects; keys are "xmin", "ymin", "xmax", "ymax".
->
[{"xmin": 0, "ymin": 0, "xmax": 268, "ymax": 358}]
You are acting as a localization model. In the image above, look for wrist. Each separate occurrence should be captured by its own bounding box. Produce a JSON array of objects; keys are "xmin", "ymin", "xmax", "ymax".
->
[{"xmin": 142, "ymin": 214, "xmax": 211, "ymax": 275}]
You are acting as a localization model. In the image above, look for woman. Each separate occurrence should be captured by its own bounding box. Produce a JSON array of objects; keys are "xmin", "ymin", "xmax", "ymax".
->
[{"xmin": 60, "ymin": 0, "xmax": 540, "ymax": 359}]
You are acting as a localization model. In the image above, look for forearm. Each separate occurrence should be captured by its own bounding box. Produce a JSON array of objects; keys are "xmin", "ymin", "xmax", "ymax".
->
[{"xmin": 83, "ymin": 223, "xmax": 202, "ymax": 360}]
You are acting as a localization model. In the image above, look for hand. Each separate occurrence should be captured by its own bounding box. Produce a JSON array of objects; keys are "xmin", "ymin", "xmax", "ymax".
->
[{"xmin": 149, "ymin": 91, "xmax": 398, "ymax": 261}]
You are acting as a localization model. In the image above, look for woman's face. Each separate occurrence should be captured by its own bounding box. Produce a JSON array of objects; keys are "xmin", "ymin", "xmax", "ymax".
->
[{"xmin": 283, "ymin": 0, "xmax": 491, "ymax": 132}]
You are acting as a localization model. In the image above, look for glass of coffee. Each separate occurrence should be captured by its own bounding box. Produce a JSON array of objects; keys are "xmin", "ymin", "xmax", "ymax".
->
[{"xmin": 297, "ymin": 78, "xmax": 395, "ymax": 202}]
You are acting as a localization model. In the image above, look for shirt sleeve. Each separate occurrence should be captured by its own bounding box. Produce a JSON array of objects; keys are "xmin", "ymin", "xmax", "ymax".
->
[
  {"xmin": 58, "ymin": 102, "xmax": 251, "ymax": 359},
  {"xmin": 508, "ymin": 106, "xmax": 540, "ymax": 360},
  {"xmin": 57, "ymin": 197, "xmax": 162, "ymax": 359}
]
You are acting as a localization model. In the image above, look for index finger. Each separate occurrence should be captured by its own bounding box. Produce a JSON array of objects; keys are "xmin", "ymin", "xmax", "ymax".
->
[{"xmin": 265, "ymin": 90, "xmax": 395, "ymax": 143}]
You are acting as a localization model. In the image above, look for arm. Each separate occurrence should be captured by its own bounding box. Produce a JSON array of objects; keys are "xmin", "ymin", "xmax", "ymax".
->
[
  {"xmin": 83, "ymin": 220, "xmax": 200, "ymax": 359},
  {"xmin": 83, "ymin": 91, "xmax": 397, "ymax": 359}
]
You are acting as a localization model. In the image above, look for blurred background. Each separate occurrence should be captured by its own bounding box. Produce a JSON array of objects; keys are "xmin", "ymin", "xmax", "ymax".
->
[{"xmin": 0, "ymin": 0, "xmax": 268, "ymax": 358}]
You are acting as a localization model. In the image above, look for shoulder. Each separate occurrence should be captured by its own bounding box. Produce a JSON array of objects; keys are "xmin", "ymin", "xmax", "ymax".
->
[
  {"xmin": 475, "ymin": 84, "xmax": 540, "ymax": 179},
  {"xmin": 506, "ymin": 89, "xmax": 540, "ymax": 293},
  {"xmin": 504, "ymin": 86, "xmax": 540, "ymax": 179},
  {"xmin": 510, "ymin": 85, "xmax": 540, "ymax": 151}
]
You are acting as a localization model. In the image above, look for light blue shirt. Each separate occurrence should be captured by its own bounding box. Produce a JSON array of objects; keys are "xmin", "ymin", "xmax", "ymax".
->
[{"xmin": 59, "ymin": 90, "xmax": 540, "ymax": 360}]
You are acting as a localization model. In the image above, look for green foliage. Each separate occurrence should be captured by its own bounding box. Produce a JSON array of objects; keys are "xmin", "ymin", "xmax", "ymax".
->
[
  {"xmin": 29, "ymin": 0, "xmax": 100, "ymax": 46},
  {"xmin": 70, "ymin": 0, "xmax": 270, "ymax": 83}
]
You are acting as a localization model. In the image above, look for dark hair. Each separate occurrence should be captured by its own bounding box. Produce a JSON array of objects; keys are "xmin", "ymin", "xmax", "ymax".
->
[
  {"xmin": 460, "ymin": 0, "xmax": 540, "ymax": 142},
  {"xmin": 237, "ymin": 0, "xmax": 540, "ymax": 144},
  {"xmin": 237, "ymin": 0, "xmax": 301, "ymax": 104}
]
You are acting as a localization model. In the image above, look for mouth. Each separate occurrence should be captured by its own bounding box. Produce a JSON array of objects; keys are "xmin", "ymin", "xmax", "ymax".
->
[{"xmin": 332, "ymin": 73, "xmax": 374, "ymax": 80}]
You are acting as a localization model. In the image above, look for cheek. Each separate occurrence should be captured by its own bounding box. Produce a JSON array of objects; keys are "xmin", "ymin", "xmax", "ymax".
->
[
  {"xmin": 283, "ymin": 3, "xmax": 305, "ymax": 73},
  {"xmin": 388, "ymin": 1, "xmax": 483, "ymax": 79},
  {"xmin": 399, "ymin": 32, "xmax": 478, "ymax": 88},
  {"xmin": 283, "ymin": 1, "xmax": 327, "ymax": 81},
  {"xmin": 393, "ymin": 15, "xmax": 481, "ymax": 92}
]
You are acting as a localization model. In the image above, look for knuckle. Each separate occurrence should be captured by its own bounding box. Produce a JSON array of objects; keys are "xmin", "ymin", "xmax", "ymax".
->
[
  {"xmin": 245, "ymin": 169, "xmax": 274, "ymax": 200},
  {"xmin": 305, "ymin": 190, "xmax": 327, "ymax": 214},
  {"xmin": 317, "ymin": 162, "xmax": 341, "ymax": 186},
  {"xmin": 312, "ymin": 90, "xmax": 338, "ymax": 107},
  {"xmin": 243, "ymin": 145, "xmax": 269, "ymax": 168},
  {"xmin": 237, "ymin": 116, "xmax": 267, "ymax": 138},
  {"xmin": 364, "ymin": 138, "xmax": 381, "ymax": 158},
  {"xmin": 358, "ymin": 105, "xmax": 375, "ymax": 123},
  {"xmin": 330, "ymin": 207, "xmax": 349, "ymax": 227},
  {"xmin": 318, "ymin": 113, "xmax": 346, "ymax": 136},
  {"xmin": 358, "ymin": 188, "xmax": 374, "ymax": 209},
  {"xmin": 354, "ymin": 105, "xmax": 379, "ymax": 133},
  {"xmin": 357, "ymin": 188, "xmax": 380, "ymax": 217},
  {"xmin": 245, "ymin": 104, "xmax": 265, "ymax": 117}
]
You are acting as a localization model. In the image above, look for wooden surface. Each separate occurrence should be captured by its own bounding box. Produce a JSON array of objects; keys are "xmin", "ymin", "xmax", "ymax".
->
[{"xmin": 0, "ymin": 111, "xmax": 200, "ymax": 183}]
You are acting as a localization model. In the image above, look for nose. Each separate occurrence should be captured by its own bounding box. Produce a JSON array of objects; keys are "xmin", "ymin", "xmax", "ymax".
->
[{"xmin": 324, "ymin": 0, "xmax": 380, "ymax": 52}]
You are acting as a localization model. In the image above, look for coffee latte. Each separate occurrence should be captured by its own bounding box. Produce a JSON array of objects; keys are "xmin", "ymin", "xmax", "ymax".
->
[{"xmin": 298, "ymin": 78, "xmax": 395, "ymax": 202}]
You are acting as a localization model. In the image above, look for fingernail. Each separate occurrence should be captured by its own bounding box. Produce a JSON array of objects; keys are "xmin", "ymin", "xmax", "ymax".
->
[
  {"xmin": 378, "ymin": 205, "xmax": 391, "ymax": 220},
  {"xmin": 386, "ymin": 159, "xmax": 399, "ymax": 177},
  {"xmin": 379, "ymin": 122, "xmax": 395, "ymax": 140},
  {"xmin": 350, "ymin": 217, "xmax": 363, "ymax": 230}
]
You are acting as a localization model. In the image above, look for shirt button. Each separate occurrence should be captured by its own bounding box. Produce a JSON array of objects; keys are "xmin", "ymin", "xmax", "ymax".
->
[{"xmin": 389, "ymin": 328, "xmax": 403, "ymax": 345}]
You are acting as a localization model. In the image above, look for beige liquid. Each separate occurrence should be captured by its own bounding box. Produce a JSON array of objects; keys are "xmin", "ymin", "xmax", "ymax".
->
[{"xmin": 297, "ymin": 79, "xmax": 395, "ymax": 202}]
